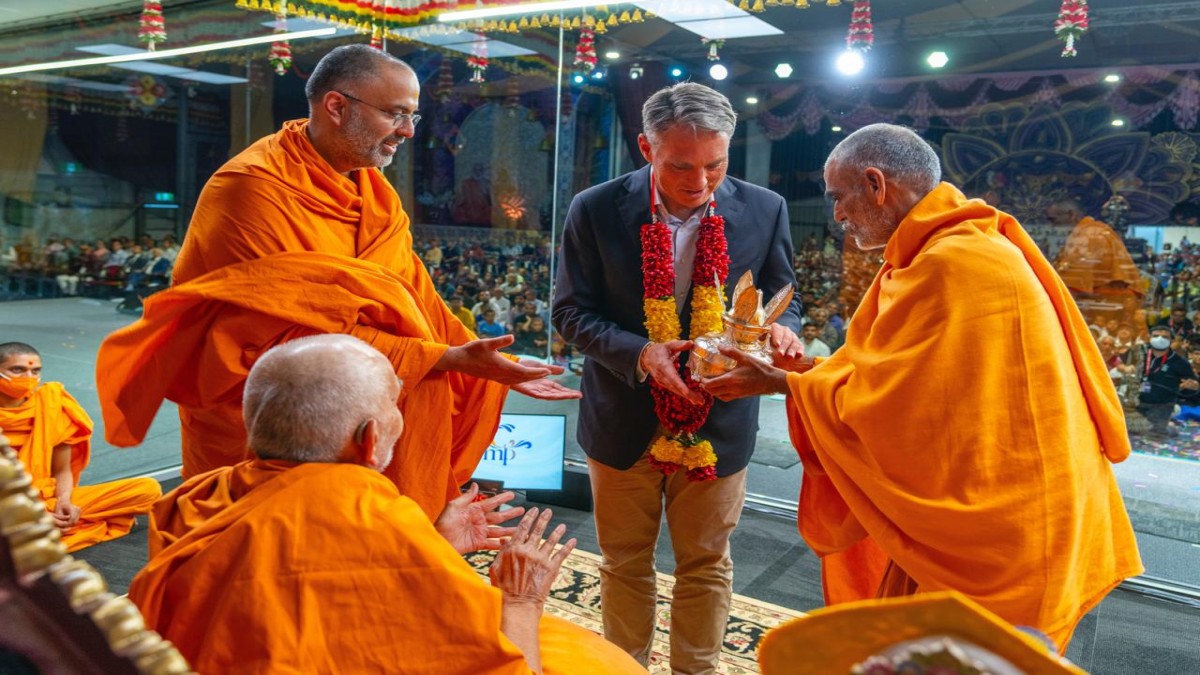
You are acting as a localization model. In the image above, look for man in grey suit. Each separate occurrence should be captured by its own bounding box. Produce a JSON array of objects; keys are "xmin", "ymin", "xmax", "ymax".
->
[{"xmin": 552, "ymin": 82, "xmax": 802, "ymax": 674}]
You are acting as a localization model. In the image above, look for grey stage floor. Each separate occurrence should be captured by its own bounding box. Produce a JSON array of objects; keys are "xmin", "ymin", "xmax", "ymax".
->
[{"xmin": 4, "ymin": 297, "xmax": 1200, "ymax": 673}]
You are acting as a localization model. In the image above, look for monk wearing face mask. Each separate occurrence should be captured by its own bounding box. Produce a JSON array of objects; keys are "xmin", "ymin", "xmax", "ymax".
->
[{"xmin": 0, "ymin": 341, "xmax": 160, "ymax": 551}]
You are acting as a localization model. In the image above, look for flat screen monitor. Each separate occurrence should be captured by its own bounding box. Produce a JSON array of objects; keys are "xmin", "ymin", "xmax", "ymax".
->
[{"xmin": 472, "ymin": 413, "xmax": 566, "ymax": 491}]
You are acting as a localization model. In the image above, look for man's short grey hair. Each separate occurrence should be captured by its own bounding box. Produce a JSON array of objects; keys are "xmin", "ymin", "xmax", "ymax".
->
[
  {"xmin": 826, "ymin": 123, "xmax": 942, "ymax": 195},
  {"xmin": 642, "ymin": 82, "xmax": 737, "ymax": 144},
  {"xmin": 243, "ymin": 334, "xmax": 396, "ymax": 463},
  {"xmin": 305, "ymin": 44, "xmax": 413, "ymax": 103}
]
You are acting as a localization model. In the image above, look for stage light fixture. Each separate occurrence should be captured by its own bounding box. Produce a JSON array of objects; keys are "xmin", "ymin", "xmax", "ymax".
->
[
  {"xmin": 629, "ymin": 63, "xmax": 643, "ymax": 80},
  {"xmin": 709, "ymin": 63, "xmax": 728, "ymax": 81},
  {"xmin": 746, "ymin": 96, "xmax": 759, "ymax": 105},
  {"xmin": 926, "ymin": 51, "xmax": 948, "ymax": 68},
  {"xmin": 605, "ymin": 51, "xmax": 620, "ymax": 60},
  {"xmin": 1111, "ymin": 119, "xmax": 1126, "ymax": 127},
  {"xmin": 831, "ymin": 126, "xmax": 843, "ymax": 132},
  {"xmin": 670, "ymin": 67, "xmax": 684, "ymax": 78},
  {"xmin": 1104, "ymin": 73, "xmax": 1121, "ymax": 83},
  {"xmin": 592, "ymin": 69, "xmax": 605, "ymax": 79},
  {"xmin": 572, "ymin": 74, "xmax": 585, "ymax": 84},
  {"xmin": 836, "ymin": 51, "xmax": 865, "ymax": 76},
  {"xmin": 774, "ymin": 63, "xmax": 793, "ymax": 78}
]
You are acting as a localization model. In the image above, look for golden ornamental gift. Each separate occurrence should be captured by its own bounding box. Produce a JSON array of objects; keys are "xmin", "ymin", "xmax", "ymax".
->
[{"xmin": 691, "ymin": 270, "xmax": 794, "ymax": 379}]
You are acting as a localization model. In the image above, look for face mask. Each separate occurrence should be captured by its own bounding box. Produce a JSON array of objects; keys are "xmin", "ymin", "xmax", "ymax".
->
[
  {"xmin": 0, "ymin": 373, "xmax": 38, "ymax": 399},
  {"xmin": 1150, "ymin": 336, "xmax": 1171, "ymax": 351}
]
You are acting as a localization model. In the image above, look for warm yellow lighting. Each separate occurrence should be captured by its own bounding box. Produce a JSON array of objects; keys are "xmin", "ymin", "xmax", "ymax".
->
[{"xmin": 0, "ymin": 28, "xmax": 337, "ymax": 77}]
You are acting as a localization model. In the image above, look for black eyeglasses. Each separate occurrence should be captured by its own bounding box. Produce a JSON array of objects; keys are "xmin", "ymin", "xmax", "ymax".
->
[{"xmin": 337, "ymin": 90, "xmax": 421, "ymax": 129}]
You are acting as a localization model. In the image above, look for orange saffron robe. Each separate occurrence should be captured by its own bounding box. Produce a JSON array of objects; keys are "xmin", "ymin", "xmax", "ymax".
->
[
  {"xmin": 0, "ymin": 383, "xmax": 160, "ymax": 552},
  {"xmin": 786, "ymin": 183, "xmax": 1143, "ymax": 652},
  {"xmin": 96, "ymin": 119, "xmax": 507, "ymax": 520},
  {"xmin": 130, "ymin": 460, "xmax": 645, "ymax": 675}
]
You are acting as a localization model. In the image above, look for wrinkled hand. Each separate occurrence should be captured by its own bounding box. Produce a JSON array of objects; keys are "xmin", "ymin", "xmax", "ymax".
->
[
  {"xmin": 52, "ymin": 501, "xmax": 81, "ymax": 531},
  {"xmin": 769, "ymin": 324, "xmax": 803, "ymax": 359},
  {"xmin": 489, "ymin": 507, "xmax": 576, "ymax": 606},
  {"xmin": 641, "ymin": 340, "xmax": 703, "ymax": 404},
  {"xmin": 435, "ymin": 483, "xmax": 527, "ymax": 554},
  {"xmin": 700, "ymin": 346, "xmax": 790, "ymax": 402},
  {"xmin": 436, "ymin": 336, "xmax": 552, "ymax": 385}
]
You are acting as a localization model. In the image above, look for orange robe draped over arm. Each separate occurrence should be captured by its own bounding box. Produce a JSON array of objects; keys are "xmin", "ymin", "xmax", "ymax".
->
[
  {"xmin": 786, "ymin": 183, "xmax": 1143, "ymax": 651},
  {"xmin": 96, "ymin": 119, "xmax": 507, "ymax": 520},
  {"xmin": 130, "ymin": 460, "xmax": 645, "ymax": 675},
  {"xmin": 0, "ymin": 383, "xmax": 159, "ymax": 552}
]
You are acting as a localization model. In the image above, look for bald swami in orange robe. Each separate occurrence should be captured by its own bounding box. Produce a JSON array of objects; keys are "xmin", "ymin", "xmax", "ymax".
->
[
  {"xmin": 786, "ymin": 183, "xmax": 1143, "ymax": 652},
  {"xmin": 96, "ymin": 119, "xmax": 507, "ymax": 520},
  {"xmin": 0, "ymin": 383, "xmax": 160, "ymax": 552},
  {"xmin": 130, "ymin": 459, "xmax": 646, "ymax": 675}
]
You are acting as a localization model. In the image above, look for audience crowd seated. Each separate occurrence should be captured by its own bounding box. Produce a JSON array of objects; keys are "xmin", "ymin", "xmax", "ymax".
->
[{"xmin": 1, "ymin": 233, "xmax": 178, "ymax": 302}]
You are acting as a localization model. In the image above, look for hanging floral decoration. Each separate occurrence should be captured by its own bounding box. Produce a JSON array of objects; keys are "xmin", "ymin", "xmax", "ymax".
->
[
  {"xmin": 1055, "ymin": 0, "xmax": 1089, "ymax": 58},
  {"xmin": 846, "ymin": 1, "xmax": 874, "ymax": 52},
  {"xmin": 641, "ymin": 176, "xmax": 730, "ymax": 482},
  {"xmin": 138, "ymin": 1, "xmax": 167, "ymax": 51},
  {"xmin": 468, "ymin": 40, "xmax": 489, "ymax": 84},
  {"xmin": 434, "ymin": 58, "xmax": 455, "ymax": 102},
  {"xmin": 370, "ymin": 24, "xmax": 383, "ymax": 49},
  {"xmin": 268, "ymin": 7, "xmax": 292, "ymax": 76},
  {"xmin": 573, "ymin": 26, "xmax": 597, "ymax": 73},
  {"xmin": 702, "ymin": 38, "xmax": 725, "ymax": 62}
]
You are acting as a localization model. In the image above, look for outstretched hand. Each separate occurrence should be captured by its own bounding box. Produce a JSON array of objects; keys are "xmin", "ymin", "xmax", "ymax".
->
[
  {"xmin": 700, "ymin": 346, "xmax": 790, "ymax": 401},
  {"xmin": 436, "ymin": 336, "xmax": 553, "ymax": 385},
  {"xmin": 435, "ymin": 483, "xmax": 527, "ymax": 554},
  {"xmin": 489, "ymin": 507, "xmax": 576, "ymax": 606},
  {"xmin": 641, "ymin": 340, "xmax": 703, "ymax": 404}
]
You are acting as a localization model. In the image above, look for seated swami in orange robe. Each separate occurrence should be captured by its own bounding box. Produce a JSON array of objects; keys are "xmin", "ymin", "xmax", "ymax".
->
[
  {"xmin": 701, "ymin": 125, "xmax": 1143, "ymax": 654},
  {"xmin": 129, "ymin": 335, "xmax": 644, "ymax": 675},
  {"xmin": 0, "ymin": 343, "xmax": 160, "ymax": 552},
  {"xmin": 96, "ymin": 46, "xmax": 574, "ymax": 521}
]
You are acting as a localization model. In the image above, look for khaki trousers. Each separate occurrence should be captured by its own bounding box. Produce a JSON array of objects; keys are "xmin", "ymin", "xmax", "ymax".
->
[{"xmin": 588, "ymin": 453, "xmax": 747, "ymax": 675}]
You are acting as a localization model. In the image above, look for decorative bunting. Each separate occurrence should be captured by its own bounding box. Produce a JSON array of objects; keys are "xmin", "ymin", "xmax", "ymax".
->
[
  {"xmin": 1055, "ymin": 0, "xmax": 1090, "ymax": 58},
  {"xmin": 138, "ymin": 1, "xmax": 167, "ymax": 51},
  {"xmin": 846, "ymin": 1, "xmax": 874, "ymax": 52}
]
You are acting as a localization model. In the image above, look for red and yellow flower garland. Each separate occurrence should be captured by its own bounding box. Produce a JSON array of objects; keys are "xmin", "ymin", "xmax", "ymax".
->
[{"xmin": 641, "ymin": 193, "xmax": 730, "ymax": 481}]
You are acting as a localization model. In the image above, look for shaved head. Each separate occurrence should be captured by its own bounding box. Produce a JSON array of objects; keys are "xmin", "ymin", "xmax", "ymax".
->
[
  {"xmin": 243, "ymin": 334, "xmax": 402, "ymax": 467},
  {"xmin": 305, "ymin": 44, "xmax": 414, "ymax": 105},
  {"xmin": 0, "ymin": 342, "xmax": 39, "ymax": 365}
]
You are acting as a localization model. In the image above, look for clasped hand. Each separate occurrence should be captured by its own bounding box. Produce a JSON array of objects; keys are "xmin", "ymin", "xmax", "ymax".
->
[
  {"xmin": 644, "ymin": 325, "xmax": 806, "ymax": 402},
  {"xmin": 52, "ymin": 501, "xmax": 81, "ymax": 531}
]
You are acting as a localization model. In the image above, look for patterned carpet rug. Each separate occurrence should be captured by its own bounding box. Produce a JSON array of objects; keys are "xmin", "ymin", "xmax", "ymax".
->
[{"xmin": 466, "ymin": 548, "xmax": 804, "ymax": 674}]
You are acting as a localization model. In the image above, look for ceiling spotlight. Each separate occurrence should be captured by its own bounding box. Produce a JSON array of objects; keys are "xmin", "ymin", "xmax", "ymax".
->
[
  {"xmin": 605, "ymin": 51, "xmax": 620, "ymax": 60},
  {"xmin": 746, "ymin": 96, "xmax": 759, "ymax": 105},
  {"xmin": 709, "ymin": 63, "xmax": 728, "ymax": 81},
  {"xmin": 1104, "ymin": 73, "xmax": 1121, "ymax": 83},
  {"xmin": 1111, "ymin": 118, "xmax": 1126, "ymax": 127},
  {"xmin": 926, "ymin": 51, "xmax": 949, "ymax": 69},
  {"xmin": 670, "ymin": 67, "xmax": 683, "ymax": 78},
  {"xmin": 629, "ymin": 63, "xmax": 643, "ymax": 80},
  {"xmin": 591, "ymin": 69, "xmax": 605, "ymax": 79},
  {"xmin": 775, "ymin": 63, "xmax": 793, "ymax": 79},
  {"xmin": 831, "ymin": 125, "xmax": 843, "ymax": 132},
  {"xmin": 572, "ymin": 74, "xmax": 585, "ymax": 84},
  {"xmin": 836, "ymin": 51, "xmax": 865, "ymax": 76}
]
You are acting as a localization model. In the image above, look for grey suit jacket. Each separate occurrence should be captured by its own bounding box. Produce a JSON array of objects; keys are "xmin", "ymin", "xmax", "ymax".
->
[{"xmin": 552, "ymin": 165, "xmax": 802, "ymax": 475}]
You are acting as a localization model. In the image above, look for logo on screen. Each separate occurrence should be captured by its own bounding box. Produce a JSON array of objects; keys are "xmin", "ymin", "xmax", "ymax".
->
[{"xmin": 484, "ymin": 423, "xmax": 532, "ymax": 466}]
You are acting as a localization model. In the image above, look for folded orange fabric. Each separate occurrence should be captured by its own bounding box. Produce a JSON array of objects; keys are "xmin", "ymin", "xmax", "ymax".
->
[
  {"xmin": 132, "ymin": 459, "xmax": 644, "ymax": 674},
  {"xmin": 97, "ymin": 252, "xmax": 507, "ymax": 521},
  {"xmin": 0, "ymin": 383, "xmax": 159, "ymax": 552},
  {"xmin": 787, "ymin": 183, "xmax": 1143, "ymax": 651}
]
